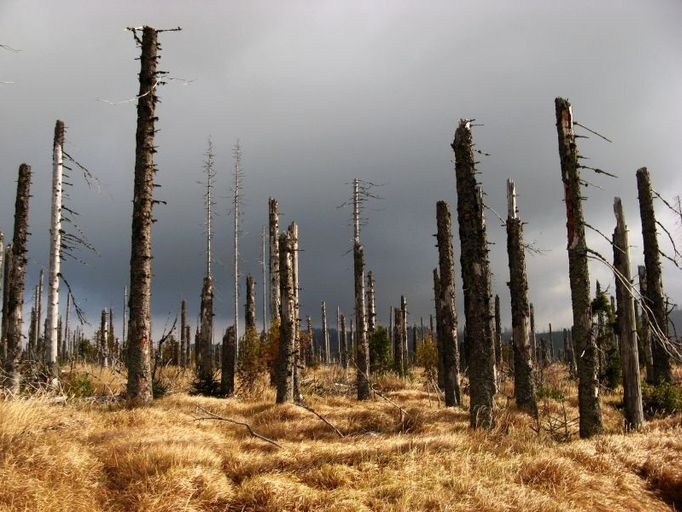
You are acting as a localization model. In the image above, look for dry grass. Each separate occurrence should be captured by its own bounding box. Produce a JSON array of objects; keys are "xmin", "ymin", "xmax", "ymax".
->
[{"xmin": 0, "ymin": 364, "xmax": 680, "ymax": 511}]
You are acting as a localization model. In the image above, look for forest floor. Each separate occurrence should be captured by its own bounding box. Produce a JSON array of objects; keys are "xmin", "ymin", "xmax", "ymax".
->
[{"xmin": 0, "ymin": 364, "xmax": 681, "ymax": 512}]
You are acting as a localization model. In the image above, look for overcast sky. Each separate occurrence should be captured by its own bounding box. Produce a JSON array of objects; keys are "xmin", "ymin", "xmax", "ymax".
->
[{"xmin": 1, "ymin": 1, "xmax": 681, "ymax": 341}]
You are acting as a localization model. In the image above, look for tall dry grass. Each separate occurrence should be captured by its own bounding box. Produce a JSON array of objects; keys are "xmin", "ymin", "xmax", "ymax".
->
[{"xmin": 0, "ymin": 364, "xmax": 680, "ymax": 511}]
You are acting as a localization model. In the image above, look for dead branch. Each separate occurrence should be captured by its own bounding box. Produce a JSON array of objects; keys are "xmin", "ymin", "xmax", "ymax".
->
[
  {"xmin": 194, "ymin": 405, "xmax": 283, "ymax": 449},
  {"xmin": 295, "ymin": 402, "xmax": 345, "ymax": 438},
  {"xmin": 573, "ymin": 121, "xmax": 613, "ymax": 143}
]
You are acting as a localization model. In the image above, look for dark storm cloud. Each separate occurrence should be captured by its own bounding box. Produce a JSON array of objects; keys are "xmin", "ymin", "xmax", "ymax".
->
[{"xmin": 1, "ymin": 0, "xmax": 681, "ymax": 340}]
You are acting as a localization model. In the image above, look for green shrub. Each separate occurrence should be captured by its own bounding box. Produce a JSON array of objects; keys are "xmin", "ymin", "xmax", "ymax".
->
[
  {"xmin": 416, "ymin": 335, "xmax": 438, "ymax": 375},
  {"xmin": 65, "ymin": 373, "xmax": 94, "ymax": 397},
  {"xmin": 536, "ymin": 386, "xmax": 565, "ymax": 401},
  {"xmin": 369, "ymin": 326, "xmax": 392, "ymax": 374},
  {"xmin": 642, "ymin": 382, "xmax": 682, "ymax": 417}
]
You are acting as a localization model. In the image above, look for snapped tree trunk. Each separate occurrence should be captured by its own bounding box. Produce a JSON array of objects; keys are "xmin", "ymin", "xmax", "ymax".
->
[
  {"xmin": 433, "ymin": 268, "xmax": 445, "ymax": 388},
  {"xmin": 245, "ymin": 274, "xmax": 256, "ymax": 331},
  {"xmin": 3, "ymin": 164, "xmax": 31, "ymax": 392},
  {"xmin": 636, "ymin": 167, "xmax": 672, "ymax": 384},
  {"xmin": 340, "ymin": 313, "xmax": 347, "ymax": 369},
  {"xmin": 46, "ymin": 120, "xmax": 64, "ymax": 382},
  {"xmin": 221, "ymin": 325, "xmax": 236, "ymax": 396},
  {"xmin": 637, "ymin": 266, "xmax": 654, "ymax": 384},
  {"xmin": 126, "ymin": 26, "xmax": 162, "ymax": 406},
  {"xmin": 276, "ymin": 231, "xmax": 295, "ymax": 403},
  {"xmin": 435, "ymin": 201, "xmax": 461, "ymax": 406},
  {"xmin": 494, "ymin": 294, "xmax": 502, "ymax": 368},
  {"xmin": 196, "ymin": 275, "xmax": 215, "ymax": 389},
  {"xmin": 366, "ymin": 271, "xmax": 376, "ymax": 334},
  {"xmin": 1, "ymin": 239, "xmax": 11, "ymax": 362},
  {"xmin": 355, "ymin": 242, "xmax": 370, "ymax": 400},
  {"xmin": 452, "ymin": 120, "xmax": 496, "ymax": 429},
  {"xmin": 288, "ymin": 222, "xmax": 302, "ymax": 403},
  {"xmin": 529, "ymin": 303, "xmax": 537, "ymax": 364},
  {"xmin": 505, "ymin": 179, "xmax": 538, "ymax": 417},
  {"xmin": 612, "ymin": 197, "xmax": 644, "ymax": 430},
  {"xmin": 180, "ymin": 299, "xmax": 187, "ymax": 367},
  {"xmin": 268, "ymin": 198, "xmax": 281, "ymax": 325},
  {"xmin": 555, "ymin": 97, "xmax": 603, "ymax": 437}
]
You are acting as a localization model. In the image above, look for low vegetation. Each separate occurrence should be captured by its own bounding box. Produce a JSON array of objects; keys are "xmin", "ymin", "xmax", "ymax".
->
[{"xmin": 1, "ymin": 364, "xmax": 680, "ymax": 511}]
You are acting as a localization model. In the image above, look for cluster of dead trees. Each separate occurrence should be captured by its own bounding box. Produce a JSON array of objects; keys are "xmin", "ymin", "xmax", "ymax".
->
[{"xmin": 2, "ymin": 25, "xmax": 679, "ymax": 443}]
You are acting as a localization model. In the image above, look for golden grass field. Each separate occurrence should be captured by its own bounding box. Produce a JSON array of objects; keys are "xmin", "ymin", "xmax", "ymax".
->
[{"xmin": 1, "ymin": 364, "xmax": 680, "ymax": 512}]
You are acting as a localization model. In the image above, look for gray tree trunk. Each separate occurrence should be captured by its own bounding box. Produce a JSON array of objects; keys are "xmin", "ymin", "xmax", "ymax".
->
[
  {"xmin": 555, "ymin": 97, "xmax": 603, "ymax": 437},
  {"xmin": 433, "ymin": 268, "xmax": 445, "ymax": 388},
  {"xmin": 99, "ymin": 309, "xmax": 108, "ymax": 367},
  {"xmin": 340, "ymin": 313, "xmax": 347, "ymax": 368},
  {"xmin": 268, "ymin": 198, "xmax": 281, "ymax": 325},
  {"xmin": 505, "ymin": 179, "xmax": 538, "ymax": 417},
  {"xmin": 180, "ymin": 299, "xmax": 187, "ymax": 367},
  {"xmin": 612, "ymin": 197, "xmax": 644, "ymax": 430},
  {"xmin": 3, "ymin": 164, "xmax": 31, "ymax": 392},
  {"xmin": 494, "ymin": 294, "xmax": 502, "ymax": 368},
  {"xmin": 452, "ymin": 120, "xmax": 496, "ymax": 429},
  {"xmin": 366, "ymin": 271, "xmax": 376, "ymax": 334},
  {"xmin": 126, "ymin": 27, "xmax": 161, "ymax": 406},
  {"xmin": 1, "ymin": 240, "xmax": 11, "ymax": 362},
  {"xmin": 637, "ymin": 266, "xmax": 654, "ymax": 384},
  {"xmin": 221, "ymin": 325, "xmax": 235, "ymax": 396},
  {"xmin": 245, "ymin": 274, "xmax": 256, "ymax": 331},
  {"xmin": 394, "ymin": 306, "xmax": 404, "ymax": 376},
  {"xmin": 400, "ymin": 295, "xmax": 408, "ymax": 365},
  {"xmin": 355, "ymin": 242, "xmax": 370, "ymax": 400},
  {"xmin": 529, "ymin": 303, "xmax": 537, "ymax": 363},
  {"xmin": 435, "ymin": 201, "xmax": 461, "ymax": 406},
  {"xmin": 288, "ymin": 222, "xmax": 303, "ymax": 402},
  {"xmin": 276, "ymin": 231, "xmax": 295, "ymax": 403},
  {"xmin": 636, "ymin": 167, "xmax": 672, "ymax": 384},
  {"xmin": 321, "ymin": 300, "xmax": 330, "ymax": 364},
  {"xmin": 196, "ymin": 275, "xmax": 214, "ymax": 388}
]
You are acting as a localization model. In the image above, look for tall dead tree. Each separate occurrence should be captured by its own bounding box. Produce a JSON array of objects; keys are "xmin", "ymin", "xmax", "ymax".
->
[
  {"xmin": 3, "ymin": 164, "xmax": 31, "ymax": 392},
  {"xmin": 612, "ymin": 197, "xmax": 644, "ymax": 430},
  {"xmin": 35, "ymin": 269, "xmax": 44, "ymax": 360},
  {"xmin": 99, "ymin": 309, "xmax": 108, "ymax": 367},
  {"xmin": 555, "ymin": 97, "xmax": 603, "ymax": 437},
  {"xmin": 393, "ymin": 306, "xmax": 404, "ymax": 376},
  {"xmin": 196, "ymin": 275, "xmax": 214, "ymax": 389},
  {"xmin": 268, "ymin": 198, "xmax": 280, "ymax": 326},
  {"xmin": 433, "ymin": 268, "xmax": 445, "ymax": 388},
  {"xmin": 452, "ymin": 119, "xmax": 496, "ymax": 429},
  {"xmin": 366, "ymin": 271, "xmax": 376, "ymax": 334},
  {"xmin": 125, "ymin": 26, "xmax": 181, "ymax": 405},
  {"xmin": 288, "ymin": 223, "xmax": 302, "ymax": 402},
  {"xmin": 260, "ymin": 225, "xmax": 267, "ymax": 333},
  {"xmin": 637, "ymin": 266, "xmax": 654, "ymax": 384},
  {"xmin": 435, "ymin": 200, "xmax": 461, "ymax": 406},
  {"xmin": 231, "ymin": 142, "xmax": 244, "ymax": 352},
  {"xmin": 400, "ymin": 295, "xmax": 408, "ymax": 365},
  {"xmin": 221, "ymin": 326, "xmax": 235, "ymax": 396},
  {"xmin": 245, "ymin": 274, "xmax": 256, "ymax": 331},
  {"xmin": 505, "ymin": 179, "xmax": 537, "ymax": 416},
  {"xmin": 494, "ymin": 294, "xmax": 502, "ymax": 368},
  {"xmin": 340, "ymin": 313, "xmax": 347, "ymax": 368},
  {"xmin": 276, "ymin": 231, "xmax": 295, "ymax": 403},
  {"xmin": 46, "ymin": 120, "xmax": 64, "ymax": 382},
  {"xmin": 0, "ymin": 239, "xmax": 10, "ymax": 361},
  {"xmin": 636, "ymin": 167, "xmax": 672, "ymax": 384},
  {"xmin": 355, "ymin": 242, "xmax": 370, "ymax": 399},
  {"xmin": 321, "ymin": 301, "xmax": 330, "ymax": 364},
  {"xmin": 529, "ymin": 303, "xmax": 537, "ymax": 363},
  {"xmin": 180, "ymin": 299, "xmax": 187, "ymax": 367}
]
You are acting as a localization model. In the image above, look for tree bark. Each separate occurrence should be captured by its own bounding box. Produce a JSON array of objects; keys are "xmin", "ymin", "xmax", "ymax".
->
[
  {"xmin": 612, "ymin": 197, "xmax": 644, "ymax": 430},
  {"xmin": 366, "ymin": 271, "xmax": 376, "ymax": 334},
  {"xmin": 636, "ymin": 167, "xmax": 672, "ymax": 384},
  {"xmin": 288, "ymin": 223, "xmax": 302, "ymax": 402},
  {"xmin": 637, "ymin": 266, "xmax": 654, "ymax": 384},
  {"xmin": 452, "ymin": 120, "xmax": 496, "ymax": 429},
  {"xmin": 340, "ymin": 313, "xmax": 347, "ymax": 369},
  {"xmin": 221, "ymin": 325, "xmax": 236, "ymax": 396},
  {"xmin": 494, "ymin": 294, "xmax": 502, "ymax": 368},
  {"xmin": 555, "ymin": 97, "xmax": 603, "ymax": 437},
  {"xmin": 433, "ymin": 268, "xmax": 445, "ymax": 388},
  {"xmin": 180, "ymin": 299, "xmax": 187, "ymax": 367},
  {"xmin": 276, "ymin": 232, "xmax": 295, "ymax": 403},
  {"xmin": 126, "ymin": 26, "xmax": 160, "ymax": 406},
  {"xmin": 355, "ymin": 243, "xmax": 370, "ymax": 400},
  {"xmin": 268, "ymin": 198, "xmax": 281, "ymax": 325},
  {"xmin": 196, "ymin": 275, "xmax": 214, "ymax": 388},
  {"xmin": 99, "ymin": 309, "xmax": 108, "ymax": 368},
  {"xmin": 245, "ymin": 274, "xmax": 256, "ymax": 331},
  {"xmin": 435, "ymin": 201, "xmax": 461, "ymax": 406},
  {"xmin": 1, "ymin": 239, "xmax": 10, "ymax": 362},
  {"xmin": 505, "ymin": 179, "xmax": 538, "ymax": 417},
  {"xmin": 3, "ymin": 164, "xmax": 31, "ymax": 392},
  {"xmin": 321, "ymin": 300, "xmax": 330, "ymax": 364},
  {"xmin": 393, "ymin": 306, "xmax": 404, "ymax": 376}
]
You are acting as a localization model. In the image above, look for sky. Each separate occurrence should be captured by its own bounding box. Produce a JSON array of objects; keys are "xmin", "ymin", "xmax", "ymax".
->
[{"xmin": 1, "ymin": 1, "xmax": 681, "ymax": 342}]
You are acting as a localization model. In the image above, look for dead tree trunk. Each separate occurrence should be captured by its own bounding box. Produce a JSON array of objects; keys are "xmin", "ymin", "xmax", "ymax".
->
[
  {"xmin": 245, "ymin": 274, "xmax": 256, "ymax": 331},
  {"xmin": 3, "ymin": 164, "xmax": 31, "ymax": 392},
  {"xmin": 196, "ymin": 275, "xmax": 215, "ymax": 390},
  {"xmin": 340, "ymin": 313, "xmax": 347, "ymax": 369},
  {"xmin": 355, "ymin": 242, "xmax": 370, "ymax": 400},
  {"xmin": 555, "ymin": 97, "xmax": 603, "ymax": 437},
  {"xmin": 221, "ymin": 325, "xmax": 235, "ymax": 396},
  {"xmin": 1, "ymin": 240, "xmax": 11, "ymax": 362},
  {"xmin": 321, "ymin": 300, "xmax": 330, "ymax": 364},
  {"xmin": 261, "ymin": 225, "xmax": 267, "ymax": 334},
  {"xmin": 494, "ymin": 294, "xmax": 502, "ymax": 369},
  {"xmin": 433, "ymin": 268, "xmax": 445, "ymax": 388},
  {"xmin": 393, "ymin": 306, "xmax": 404, "ymax": 376},
  {"xmin": 529, "ymin": 303, "xmax": 537, "ymax": 364},
  {"xmin": 637, "ymin": 266, "xmax": 654, "ymax": 384},
  {"xmin": 276, "ymin": 232, "xmax": 295, "ymax": 403},
  {"xmin": 180, "ymin": 299, "xmax": 187, "ymax": 367},
  {"xmin": 63, "ymin": 292, "xmax": 70, "ymax": 361},
  {"xmin": 452, "ymin": 119, "xmax": 496, "ymax": 429},
  {"xmin": 400, "ymin": 295, "xmax": 408, "ymax": 365},
  {"xmin": 436, "ymin": 201, "xmax": 462, "ymax": 406},
  {"xmin": 99, "ymin": 309, "xmax": 108, "ymax": 367},
  {"xmin": 636, "ymin": 167, "xmax": 672, "ymax": 384},
  {"xmin": 288, "ymin": 222, "xmax": 302, "ymax": 402},
  {"xmin": 126, "ymin": 26, "xmax": 165, "ymax": 406},
  {"xmin": 505, "ymin": 179, "xmax": 538, "ymax": 417},
  {"xmin": 268, "ymin": 198, "xmax": 281, "ymax": 325},
  {"xmin": 36, "ymin": 269, "xmax": 44, "ymax": 360},
  {"xmin": 612, "ymin": 197, "xmax": 644, "ymax": 430},
  {"xmin": 232, "ymin": 142, "xmax": 243, "ymax": 354},
  {"xmin": 46, "ymin": 120, "xmax": 64, "ymax": 381},
  {"xmin": 366, "ymin": 271, "xmax": 376, "ymax": 334}
]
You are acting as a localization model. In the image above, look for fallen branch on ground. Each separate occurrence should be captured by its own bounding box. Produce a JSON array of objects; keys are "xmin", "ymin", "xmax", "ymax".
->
[{"xmin": 194, "ymin": 405, "xmax": 283, "ymax": 449}]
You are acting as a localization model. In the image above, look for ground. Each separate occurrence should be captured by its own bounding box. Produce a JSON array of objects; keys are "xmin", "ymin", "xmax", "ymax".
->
[{"xmin": 0, "ymin": 364, "xmax": 680, "ymax": 511}]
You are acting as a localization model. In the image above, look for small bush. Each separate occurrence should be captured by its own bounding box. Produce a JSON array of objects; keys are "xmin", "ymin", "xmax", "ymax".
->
[
  {"xmin": 64, "ymin": 373, "xmax": 94, "ymax": 397},
  {"xmin": 642, "ymin": 382, "xmax": 682, "ymax": 418},
  {"xmin": 416, "ymin": 336, "xmax": 438, "ymax": 374},
  {"xmin": 537, "ymin": 386, "xmax": 565, "ymax": 401},
  {"xmin": 369, "ymin": 326, "xmax": 392, "ymax": 374}
]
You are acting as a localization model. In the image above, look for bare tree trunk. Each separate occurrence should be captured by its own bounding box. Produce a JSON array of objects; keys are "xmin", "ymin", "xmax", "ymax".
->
[
  {"xmin": 180, "ymin": 299, "xmax": 187, "ymax": 367},
  {"xmin": 3, "ymin": 164, "xmax": 31, "ymax": 392},
  {"xmin": 433, "ymin": 268, "xmax": 445, "ymax": 388},
  {"xmin": 36, "ymin": 269, "xmax": 44, "ymax": 361},
  {"xmin": 340, "ymin": 313, "xmax": 347, "ymax": 369},
  {"xmin": 505, "ymin": 179, "xmax": 538, "ymax": 417},
  {"xmin": 612, "ymin": 197, "xmax": 644, "ymax": 430},
  {"xmin": 555, "ymin": 97, "xmax": 603, "ymax": 437},
  {"xmin": 389, "ymin": 306, "xmax": 394, "ymax": 360},
  {"xmin": 276, "ymin": 232, "xmax": 295, "ymax": 403},
  {"xmin": 355, "ymin": 242, "xmax": 370, "ymax": 400},
  {"xmin": 99, "ymin": 309, "xmax": 108, "ymax": 367},
  {"xmin": 261, "ymin": 225, "xmax": 267, "ymax": 334},
  {"xmin": 1, "ymin": 240, "xmax": 11, "ymax": 362},
  {"xmin": 637, "ymin": 266, "xmax": 654, "ymax": 384},
  {"xmin": 394, "ymin": 306, "xmax": 404, "ymax": 376},
  {"xmin": 366, "ymin": 271, "xmax": 376, "ymax": 334},
  {"xmin": 435, "ymin": 201, "xmax": 461, "ymax": 406},
  {"xmin": 126, "ymin": 26, "xmax": 162, "ymax": 406},
  {"xmin": 245, "ymin": 274, "xmax": 256, "ymax": 331},
  {"xmin": 400, "ymin": 295, "xmax": 408, "ymax": 365},
  {"xmin": 529, "ymin": 303, "xmax": 537, "ymax": 364},
  {"xmin": 288, "ymin": 223, "xmax": 303, "ymax": 402},
  {"xmin": 268, "ymin": 198, "xmax": 280, "ymax": 325},
  {"xmin": 108, "ymin": 308, "xmax": 116, "ymax": 362},
  {"xmin": 185, "ymin": 324, "xmax": 191, "ymax": 368},
  {"xmin": 63, "ymin": 292, "xmax": 70, "ymax": 361},
  {"xmin": 221, "ymin": 325, "xmax": 235, "ymax": 396},
  {"xmin": 452, "ymin": 120, "xmax": 496, "ymax": 429},
  {"xmin": 196, "ymin": 276, "xmax": 214, "ymax": 389},
  {"xmin": 321, "ymin": 301, "xmax": 330, "ymax": 364},
  {"xmin": 232, "ymin": 142, "xmax": 243, "ymax": 353},
  {"xmin": 636, "ymin": 168, "xmax": 672, "ymax": 384},
  {"xmin": 494, "ymin": 294, "xmax": 502, "ymax": 369}
]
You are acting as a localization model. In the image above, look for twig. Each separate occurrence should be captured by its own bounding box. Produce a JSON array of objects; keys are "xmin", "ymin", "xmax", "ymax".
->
[
  {"xmin": 194, "ymin": 405, "xmax": 283, "ymax": 449},
  {"xmin": 295, "ymin": 402, "xmax": 345, "ymax": 438},
  {"xmin": 573, "ymin": 121, "xmax": 613, "ymax": 143}
]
